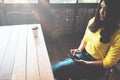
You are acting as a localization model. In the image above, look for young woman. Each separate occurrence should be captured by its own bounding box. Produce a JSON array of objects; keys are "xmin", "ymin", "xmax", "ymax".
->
[{"xmin": 52, "ymin": 0, "xmax": 120, "ymax": 80}]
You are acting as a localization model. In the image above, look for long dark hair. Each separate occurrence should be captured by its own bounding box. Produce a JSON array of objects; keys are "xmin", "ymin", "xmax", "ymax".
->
[{"xmin": 89, "ymin": 0, "xmax": 120, "ymax": 43}]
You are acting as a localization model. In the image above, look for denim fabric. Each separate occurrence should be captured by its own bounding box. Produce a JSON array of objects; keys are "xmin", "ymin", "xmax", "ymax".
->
[{"xmin": 52, "ymin": 50, "xmax": 105, "ymax": 80}]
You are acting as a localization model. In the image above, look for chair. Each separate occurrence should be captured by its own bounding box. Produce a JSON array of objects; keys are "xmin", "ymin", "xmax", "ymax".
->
[
  {"xmin": 80, "ymin": 59, "xmax": 120, "ymax": 80},
  {"xmin": 97, "ymin": 59, "xmax": 120, "ymax": 80}
]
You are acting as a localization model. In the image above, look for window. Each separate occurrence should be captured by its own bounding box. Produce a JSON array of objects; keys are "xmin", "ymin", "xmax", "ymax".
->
[
  {"xmin": 0, "ymin": 0, "xmax": 3, "ymax": 3},
  {"xmin": 3, "ymin": 0, "xmax": 38, "ymax": 4},
  {"xmin": 50, "ymin": 0, "xmax": 76, "ymax": 4},
  {"xmin": 50, "ymin": 0, "xmax": 100, "ymax": 4},
  {"xmin": 78, "ymin": 0, "xmax": 100, "ymax": 3}
]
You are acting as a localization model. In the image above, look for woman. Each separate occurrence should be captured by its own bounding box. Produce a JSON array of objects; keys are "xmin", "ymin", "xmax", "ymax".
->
[{"xmin": 52, "ymin": 0, "xmax": 120, "ymax": 80}]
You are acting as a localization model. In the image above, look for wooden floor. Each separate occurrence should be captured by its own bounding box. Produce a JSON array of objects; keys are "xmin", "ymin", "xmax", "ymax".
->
[
  {"xmin": 44, "ymin": 32, "xmax": 120, "ymax": 80},
  {"xmin": 45, "ymin": 33, "xmax": 83, "ymax": 66}
]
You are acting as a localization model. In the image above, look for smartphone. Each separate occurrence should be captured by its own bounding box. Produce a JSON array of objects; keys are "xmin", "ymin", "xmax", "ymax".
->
[{"xmin": 67, "ymin": 54, "xmax": 79, "ymax": 60}]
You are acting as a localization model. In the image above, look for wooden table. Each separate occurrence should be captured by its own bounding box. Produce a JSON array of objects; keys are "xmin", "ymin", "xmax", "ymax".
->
[{"xmin": 0, "ymin": 24, "xmax": 54, "ymax": 80}]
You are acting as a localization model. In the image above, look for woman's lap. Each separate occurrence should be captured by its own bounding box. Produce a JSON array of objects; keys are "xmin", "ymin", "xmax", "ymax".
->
[{"xmin": 52, "ymin": 53, "xmax": 106, "ymax": 80}]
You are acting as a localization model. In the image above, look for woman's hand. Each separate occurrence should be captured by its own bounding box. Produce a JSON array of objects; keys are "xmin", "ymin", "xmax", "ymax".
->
[
  {"xmin": 74, "ymin": 59, "xmax": 87, "ymax": 64},
  {"xmin": 70, "ymin": 49, "xmax": 81, "ymax": 56},
  {"xmin": 75, "ymin": 59, "xmax": 103, "ymax": 68},
  {"xmin": 70, "ymin": 40, "xmax": 86, "ymax": 56}
]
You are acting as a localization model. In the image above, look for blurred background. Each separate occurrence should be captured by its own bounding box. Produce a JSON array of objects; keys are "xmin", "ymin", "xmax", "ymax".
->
[
  {"xmin": 0, "ymin": 0, "xmax": 99, "ymax": 65},
  {"xmin": 1, "ymin": 1, "xmax": 120, "ymax": 79}
]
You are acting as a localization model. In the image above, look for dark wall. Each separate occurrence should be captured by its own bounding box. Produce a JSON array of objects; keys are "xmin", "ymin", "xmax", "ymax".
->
[{"xmin": 0, "ymin": 2, "xmax": 97, "ymax": 36}]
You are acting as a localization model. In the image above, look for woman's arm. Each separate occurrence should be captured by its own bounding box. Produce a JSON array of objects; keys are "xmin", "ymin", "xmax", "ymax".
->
[
  {"xmin": 78, "ymin": 40, "xmax": 87, "ymax": 52},
  {"xmin": 74, "ymin": 40, "xmax": 104, "ymax": 68},
  {"xmin": 75, "ymin": 59, "xmax": 104, "ymax": 68},
  {"xmin": 70, "ymin": 40, "xmax": 87, "ymax": 56}
]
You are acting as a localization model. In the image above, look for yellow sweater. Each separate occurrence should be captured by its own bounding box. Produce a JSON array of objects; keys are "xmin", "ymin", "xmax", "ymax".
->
[{"xmin": 83, "ymin": 17, "xmax": 120, "ymax": 68}]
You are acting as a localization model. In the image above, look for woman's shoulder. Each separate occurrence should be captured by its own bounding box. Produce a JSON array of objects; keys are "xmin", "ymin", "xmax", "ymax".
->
[
  {"xmin": 89, "ymin": 17, "xmax": 95, "ymax": 23},
  {"xmin": 88, "ymin": 17, "xmax": 95, "ymax": 26},
  {"xmin": 113, "ymin": 27, "xmax": 120, "ymax": 39}
]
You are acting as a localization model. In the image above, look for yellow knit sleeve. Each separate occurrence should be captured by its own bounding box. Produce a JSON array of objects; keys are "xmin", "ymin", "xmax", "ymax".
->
[
  {"xmin": 103, "ymin": 30, "xmax": 120, "ymax": 68},
  {"xmin": 82, "ymin": 17, "xmax": 95, "ymax": 42}
]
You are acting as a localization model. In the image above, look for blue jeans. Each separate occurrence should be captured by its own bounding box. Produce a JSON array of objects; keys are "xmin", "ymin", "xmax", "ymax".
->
[{"xmin": 52, "ymin": 50, "xmax": 106, "ymax": 80}]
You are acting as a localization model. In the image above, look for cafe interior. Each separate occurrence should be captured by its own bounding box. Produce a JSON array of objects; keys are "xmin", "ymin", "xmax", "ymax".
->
[{"xmin": 0, "ymin": 0, "xmax": 120, "ymax": 80}]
